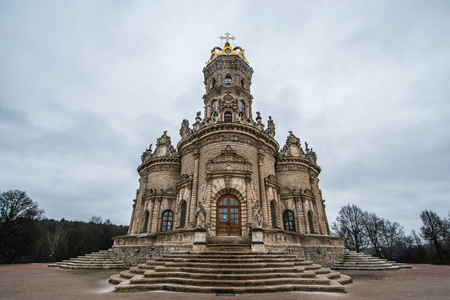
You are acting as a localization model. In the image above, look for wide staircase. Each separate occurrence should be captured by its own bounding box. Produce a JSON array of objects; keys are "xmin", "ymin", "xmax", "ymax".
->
[
  {"xmin": 110, "ymin": 246, "xmax": 352, "ymax": 294},
  {"xmin": 51, "ymin": 249, "xmax": 126, "ymax": 269},
  {"xmin": 333, "ymin": 250, "xmax": 412, "ymax": 271}
]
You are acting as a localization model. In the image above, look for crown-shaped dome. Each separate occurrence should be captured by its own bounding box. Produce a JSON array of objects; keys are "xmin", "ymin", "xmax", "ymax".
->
[{"xmin": 207, "ymin": 33, "xmax": 248, "ymax": 65}]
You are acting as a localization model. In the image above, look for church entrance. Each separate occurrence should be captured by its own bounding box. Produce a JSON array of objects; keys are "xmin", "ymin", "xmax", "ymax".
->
[{"xmin": 216, "ymin": 195, "xmax": 241, "ymax": 235}]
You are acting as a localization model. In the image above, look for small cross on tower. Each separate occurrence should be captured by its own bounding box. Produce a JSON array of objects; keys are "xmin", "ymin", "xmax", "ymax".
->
[{"xmin": 220, "ymin": 32, "xmax": 235, "ymax": 44}]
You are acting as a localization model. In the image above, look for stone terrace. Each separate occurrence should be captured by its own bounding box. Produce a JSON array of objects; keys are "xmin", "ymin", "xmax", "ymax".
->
[
  {"xmin": 51, "ymin": 249, "xmax": 126, "ymax": 269},
  {"xmin": 110, "ymin": 248, "xmax": 352, "ymax": 294},
  {"xmin": 333, "ymin": 250, "xmax": 412, "ymax": 271}
]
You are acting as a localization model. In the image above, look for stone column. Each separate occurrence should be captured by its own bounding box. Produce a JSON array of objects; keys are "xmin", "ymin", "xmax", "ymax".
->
[
  {"xmin": 276, "ymin": 190, "xmax": 282, "ymax": 228},
  {"xmin": 151, "ymin": 196, "xmax": 162, "ymax": 232},
  {"xmin": 310, "ymin": 177, "xmax": 325, "ymax": 234},
  {"xmin": 301, "ymin": 195, "xmax": 308, "ymax": 233},
  {"xmin": 257, "ymin": 152, "xmax": 269, "ymax": 227},
  {"xmin": 147, "ymin": 199, "xmax": 154, "ymax": 232},
  {"xmin": 128, "ymin": 201, "xmax": 136, "ymax": 234},
  {"xmin": 245, "ymin": 176, "xmax": 253, "ymax": 229},
  {"xmin": 322, "ymin": 201, "xmax": 331, "ymax": 235},
  {"xmin": 188, "ymin": 151, "xmax": 200, "ymax": 227},
  {"xmin": 293, "ymin": 197, "xmax": 299, "ymax": 233},
  {"xmin": 205, "ymin": 177, "xmax": 212, "ymax": 230}
]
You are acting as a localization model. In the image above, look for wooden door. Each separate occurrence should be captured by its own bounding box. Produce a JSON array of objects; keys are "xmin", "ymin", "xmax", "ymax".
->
[{"xmin": 216, "ymin": 195, "xmax": 241, "ymax": 235}]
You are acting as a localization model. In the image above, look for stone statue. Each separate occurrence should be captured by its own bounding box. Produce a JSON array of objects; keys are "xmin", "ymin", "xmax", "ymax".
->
[
  {"xmin": 256, "ymin": 111, "xmax": 261, "ymax": 123},
  {"xmin": 180, "ymin": 119, "xmax": 193, "ymax": 139},
  {"xmin": 252, "ymin": 203, "xmax": 263, "ymax": 228},
  {"xmin": 195, "ymin": 201, "xmax": 206, "ymax": 229},
  {"xmin": 195, "ymin": 111, "xmax": 202, "ymax": 123},
  {"xmin": 141, "ymin": 144, "xmax": 153, "ymax": 162}
]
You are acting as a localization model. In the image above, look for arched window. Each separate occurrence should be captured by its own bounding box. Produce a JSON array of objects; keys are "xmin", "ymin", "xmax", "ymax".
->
[
  {"xmin": 308, "ymin": 211, "xmax": 315, "ymax": 233},
  {"xmin": 225, "ymin": 75, "xmax": 232, "ymax": 85},
  {"xmin": 160, "ymin": 210, "xmax": 173, "ymax": 232},
  {"xmin": 241, "ymin": 79, "xmax": 245, "ymax": 89},
  {"xmin": 179, "ymin": 201, "xmax": 186, "ymax": 228},
  {"xmin": 239, "ymin": 101, "xmax": 245, "ymax": 114},
  {"xmin": 283, "ymin": 210, "xmax": 295, "ymax": 232},
  {"xmin": 224, "ymin": 112, "xmax": 232, "ymax": 123},
  {"xmin": 270, "ymin": 201, "xmax": 278, "ymax": 228},
  {"xmin": 211, "ymin": 78, "xmax": 216, "ymax": 88},
  {"xmin": 142, "ymin": 210, "xmax": 149, "ymax": 233}
]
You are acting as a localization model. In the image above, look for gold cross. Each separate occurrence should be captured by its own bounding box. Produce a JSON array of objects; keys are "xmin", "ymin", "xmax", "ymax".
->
[{"xmin": 220, "ymin": 32, "xmax": 235, "ymax": 44}]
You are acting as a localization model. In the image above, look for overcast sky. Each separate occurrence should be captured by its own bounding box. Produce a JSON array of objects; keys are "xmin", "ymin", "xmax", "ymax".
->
[{"xmin": 1, "ymin": 1, "xmax": 449, "ymax": 235}]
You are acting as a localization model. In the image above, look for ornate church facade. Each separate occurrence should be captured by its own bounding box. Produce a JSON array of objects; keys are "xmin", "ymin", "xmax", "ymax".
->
[{"xmin": 113, "ymin": 35, "xmax": 344, "ymax": 267}]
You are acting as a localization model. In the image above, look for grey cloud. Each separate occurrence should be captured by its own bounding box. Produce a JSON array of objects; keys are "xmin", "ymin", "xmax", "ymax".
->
[{"xmin": 1, "ymin": 1, "xmax": 449, "ymax": 234}]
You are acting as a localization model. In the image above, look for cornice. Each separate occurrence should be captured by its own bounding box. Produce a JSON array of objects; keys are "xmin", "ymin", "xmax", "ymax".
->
[
  {"xmin": 177, "ymin": 122, "xmax": 279, "ymax": 156},
  {"xmin": 203, "ymin": 56, "xmax": 253, "ymax": 78},
  {"xmin": 137, "ymin": 156, "xmax": 180, "ymax": 174},
  {"xmin": 276, "ymin": 156, "xmax": 321, "ymax": 175}
]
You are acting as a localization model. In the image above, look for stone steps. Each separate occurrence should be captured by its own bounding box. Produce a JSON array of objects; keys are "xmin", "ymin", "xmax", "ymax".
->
[
  {"xmin": 115, "ymin": 282, "xmax": 346, "ymax": 293},
  {"xmin": 144, "ymin": 261, "xmax": 299, "ymax": 268},
  {"xmin": 153, "ymin": 257, "xmax": 303, "ymax": 263},
  {"xmin": 129, "ymin": 276, "xmax": 332, "ymax": 287},
  {"xmin": 333, "ymin": 250, "xmax": 411, "ymax": 270},
  {"xmin": 110, "ymin": 249, "xmax": 352, "ymax": 293},
  {"xmin": 205, "ymin": 244, "xmax": 252, "ymax": 252},
  {"xmin": 151, "ymin": 266, "xmax": 309, "ymax": 274},
  {"xmin": 141, "ymin": 271, "xmax": 317, "ymax": 280},
  {"xmin": 170, "ymin": 252, "xmax": 297, "ymax": 258},
  {"xmin": 51, "ymin": 249, "xmax": 126, "ymax": 269}
]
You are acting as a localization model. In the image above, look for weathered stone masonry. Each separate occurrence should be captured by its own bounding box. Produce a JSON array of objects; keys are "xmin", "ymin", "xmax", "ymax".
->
[{"xmin": 113, "ymin": 37, "xmax": 344, "ymax": 267}]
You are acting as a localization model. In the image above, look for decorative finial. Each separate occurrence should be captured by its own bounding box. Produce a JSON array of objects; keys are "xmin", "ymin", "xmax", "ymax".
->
[{"xmin": 220, "ymin": 32, "xmax": 235, "ymax": 44}]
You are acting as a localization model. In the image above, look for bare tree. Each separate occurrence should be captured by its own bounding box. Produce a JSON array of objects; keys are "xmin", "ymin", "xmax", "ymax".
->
[
  {"xmin": 0, "ymin": 190, "xmax": 44, "ymax": 263},
  {"xmin": 420, "ymin": 209, "xmax": 449, "ymax": 264},
  {"xmin": 380, "ymin": 219, "xmax": 405, "ymax": 261},
  {"xmin": 332, "ymin": 204, "xmax": 368, "ymax": 252},
  {"xmin": 411, "ymin": 229, "xmax": 427, "ymax": 263},
  {"xmin": 362, "ymin": 212, "xmax": 385, "ymax": 256},
  {"xmin": 46, "ymin": 224, "xmax": 66, "ymax": 259}
]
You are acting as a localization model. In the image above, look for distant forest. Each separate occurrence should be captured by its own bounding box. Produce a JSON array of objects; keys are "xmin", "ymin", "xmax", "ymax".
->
[{"xmin": 0, "ymin": 190, "xmax": 128, "ymax": 264}]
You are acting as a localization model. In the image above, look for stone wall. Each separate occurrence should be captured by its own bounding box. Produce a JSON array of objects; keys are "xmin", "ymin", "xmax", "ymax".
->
[
  {"xmin": 300, "ymin": 234, "xmax": 345, "ymax": 267},
  {"xmin": 113, "ymin": 230, "xmax": 195, "ymax": 267},
  {"xmin": 262, "ymin": 230, "xmax": 344, "ymax": 267}
]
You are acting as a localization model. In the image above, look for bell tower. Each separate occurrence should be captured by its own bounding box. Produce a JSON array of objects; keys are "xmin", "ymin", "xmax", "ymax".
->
[{"xmin": 203, "ymin": 33, "xmax": 254, "ymax": 123}]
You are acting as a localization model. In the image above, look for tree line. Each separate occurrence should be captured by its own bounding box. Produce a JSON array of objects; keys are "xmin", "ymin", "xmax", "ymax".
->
[
  {"xmin": 0, "ymin": 190, "xmax": 128, "ymax": 264},
  {"xmin": 332, "ymin": 204, "xmax": 450, "ymax": 264}
]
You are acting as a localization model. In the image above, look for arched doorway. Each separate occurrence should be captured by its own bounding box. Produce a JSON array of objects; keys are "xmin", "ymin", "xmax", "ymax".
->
[{"xmin": 216, "ymin": 195, "xmax": 241, "ymax": 235}]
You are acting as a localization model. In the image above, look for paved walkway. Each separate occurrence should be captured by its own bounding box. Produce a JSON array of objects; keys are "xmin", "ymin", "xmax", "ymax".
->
[{"xmin": 0, "ymin": 263, "xmax": 449, "ymax": 299}]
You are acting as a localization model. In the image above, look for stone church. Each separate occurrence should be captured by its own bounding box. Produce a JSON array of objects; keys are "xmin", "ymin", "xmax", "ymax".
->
[{"xmin": 113, "ymin": 34, "xmax": 344, "ymax": 268}]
